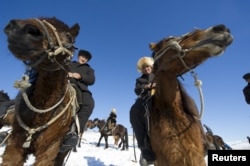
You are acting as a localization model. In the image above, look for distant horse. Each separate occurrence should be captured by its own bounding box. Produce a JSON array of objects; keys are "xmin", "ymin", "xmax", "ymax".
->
[
  {"xmin": 85, "ymin": 119, "xmax": 95, "ymax": 130},
  {"xmin": 213, "ymin": 135, "xmax": 232, "ymax": 150},
  {"xmin": 114, "ymin": 135, "xmax": 122, "ymax": 147},
  {"xmin": 148, "ymin": 24, "xmax": 233, "ymax": 165},
  {"xmin": 92, "ymin": 118, "xmax": 128, "ymax": 150},
  {"xmin": 0, "ymin": 90, "xmax": 15, "ymax": 129},
  {"xmin": 203, "ymin": 124, "xmax": 230, "ymax": 150},
  {"xmin": 3, "ymin": 17, "xmax": 80, "ymax": 166},
  {"xmin": 205, "ymin": 133, "xmax": 226, "ymax": 150}
]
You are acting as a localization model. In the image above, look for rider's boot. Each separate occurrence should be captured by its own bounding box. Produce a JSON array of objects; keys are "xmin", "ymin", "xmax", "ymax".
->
[
  {"xmin": 139, "ymin": 136, "xmax": 156, "ymax": 166},
  {"xmin": 59, "ymin": 124, "xmax": 78, "ymax": 153}
]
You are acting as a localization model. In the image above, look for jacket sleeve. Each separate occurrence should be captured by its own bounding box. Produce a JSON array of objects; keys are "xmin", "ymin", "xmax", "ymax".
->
[
  {"xmin": 79, "ymin": 67, "xmax": 95, "ymax": 86},
  {"xmin": 134, "ymin": 77, "xmax": 150, "ymax": 96}
]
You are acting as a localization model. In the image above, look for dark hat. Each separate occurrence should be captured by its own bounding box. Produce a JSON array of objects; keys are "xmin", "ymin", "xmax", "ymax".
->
[
  {"xmin": 243, "ymin": 73, "xmax": 250, "ymax": 80},
  {"xmin": 78, "ymin": 49, "xmax": 92, "ymax": 61}
]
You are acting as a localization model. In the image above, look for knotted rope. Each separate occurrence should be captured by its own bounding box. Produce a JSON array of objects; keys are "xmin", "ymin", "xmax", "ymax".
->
[
  {"xmin": 14, "ymin": 75, "xmax": 68, "ymax": 113},
  {"xmin": 42, "ymin": 20, "xmax": 73, "ymax": 59},
  {"xmin": 13, "ymin": 75, "xmax": 76, "ymax": 148},
  {"xmin": 190, "ymin": 71, "xmax": 204, "ymax": 120}
]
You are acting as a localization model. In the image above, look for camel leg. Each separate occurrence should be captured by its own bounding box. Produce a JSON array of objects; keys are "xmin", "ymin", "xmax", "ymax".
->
[{"xmin": 2, "ymin": 137, "xmax": 25, "ymax": 166}]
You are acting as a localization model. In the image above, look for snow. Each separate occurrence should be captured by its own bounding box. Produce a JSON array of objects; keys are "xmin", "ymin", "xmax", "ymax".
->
[{"xmin": 0, "ymin": 127, "xmax": 249, "ymax": 166}]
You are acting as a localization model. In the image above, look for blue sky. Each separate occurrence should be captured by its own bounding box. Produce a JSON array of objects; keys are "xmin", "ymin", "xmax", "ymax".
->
[{"xmin": 0, "ymin": 0, "xmax": 249, "ymax": 142}]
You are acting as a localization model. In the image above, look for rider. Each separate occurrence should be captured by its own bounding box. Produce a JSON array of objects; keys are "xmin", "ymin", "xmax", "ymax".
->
[
  {"xmin": 247, "ymin": 136, "xmax": 250, "ymax": 144},
  {"xmin": 242, "ymin": 73, "xmax": 250, "ymax": 105},
  {"xmin": 60, "ymin": 49, "xmax": 95, "ymax": 152},
  {"xmin": 106, "ymin": 108, "xmax": 117, "ymax": 134},
  {"xmin": 67, "ymin": 49, "xmax": 95, "ymax": 134},
  {"xmin": 129, "ymin": 56, "xmax": 156, "ymax": 166}
]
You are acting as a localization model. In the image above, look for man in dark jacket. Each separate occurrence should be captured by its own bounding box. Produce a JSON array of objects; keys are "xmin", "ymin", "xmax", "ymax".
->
[
  {"xmin": 68, "ymin": 49, "xmax": 95, "ymax": 134},
  {"xmin": 130, "ymin": 57, "xmax": 156, "ymax": 166},
  {"xmin": 243, "ymin": 73, "xmax": 250, "ymax": 105}
]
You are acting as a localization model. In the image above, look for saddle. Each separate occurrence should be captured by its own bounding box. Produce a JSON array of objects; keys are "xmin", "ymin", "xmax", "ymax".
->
[{"xmin": 71, "ymin": 83, "xmax": 83, "ymax": 106}]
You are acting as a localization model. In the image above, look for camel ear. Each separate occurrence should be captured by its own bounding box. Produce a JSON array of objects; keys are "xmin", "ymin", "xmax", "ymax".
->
[
  {"xmin": 149, "ymin": 43, "xmax": 157, "ymax": 50},
  {"xmin": 70, "ymin": 23, "xmax": 80, "ymax": 38}
]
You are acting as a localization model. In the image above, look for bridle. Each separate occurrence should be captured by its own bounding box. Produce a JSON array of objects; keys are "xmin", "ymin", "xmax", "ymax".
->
[
  {"xmin": 23, "ymin": 18, "xmax": 76, "ymax": 71},
  {"xmin": 152, "ymin": 35, "xmax": 204, "ymax": 120},
  {"xmin": 152, "ymin": 34, "xmax": 194, "ymax": 74}
]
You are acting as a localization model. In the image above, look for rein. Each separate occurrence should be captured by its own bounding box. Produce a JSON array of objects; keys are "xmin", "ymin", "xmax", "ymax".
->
[{"xmin": 153, "ymin": 38, "xmax": 204, "ymax": 120}]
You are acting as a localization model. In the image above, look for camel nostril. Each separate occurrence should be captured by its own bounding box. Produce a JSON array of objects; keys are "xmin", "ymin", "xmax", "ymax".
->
[
  {"xmin": 24, "ymin": 24, "xmax": 42, "ymax": 36},
  {"xmin": 213, "ymin": 24, "xmax": 226, "ymax": 33},
  {"xmin": 4, "ymin": 20, "xmax": 18, "ymax": 33}
]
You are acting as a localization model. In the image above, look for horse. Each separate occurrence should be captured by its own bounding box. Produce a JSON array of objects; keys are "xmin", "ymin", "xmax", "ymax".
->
[
  {"xmin": 205, "ymin": 133, "xmax": 227, "ymax": 150},
  {"xmin": 148, "ymin": 24, "xmax": 233, "ymax": 165},
  {"xmin": 92, "ymin": 118, "xmax": 128, "ymax": 150},
  {"xmin": 85, "ymin": 119, "xmax": 95, "ymax": 130},
  {"xmin": 2, "ymin": 17, "xmax": 80, "ymax": 166},
  {"xmin": 203, "ymin": 124, "xmax": 230, "ymax": 150},
  {"xmin": 114, "ymin": 135, "xmax": 123, "ymax": 147},
  {"xmin": 76, "ymin": 119, "xmax": 94, "ymax": 149},
  {"xmin": 0, "ymin": 90, "xmax": 15, "ymax": 129}
]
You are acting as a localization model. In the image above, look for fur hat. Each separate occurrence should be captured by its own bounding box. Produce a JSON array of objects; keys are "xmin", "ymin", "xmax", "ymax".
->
[
  {"xmin": 78, "ymin": 49, "xmax": 92, "ymax": 61},
  {"xmin": 136, "ymin": 57, "xmax": 154, "ymax": 73},
  {"xmin": 243, "ymin": 73, "xmax": 250, "ymax": 80},
  {"xmin": 111, "ymin": 108, "xmax": 116, "ymax": 114}
]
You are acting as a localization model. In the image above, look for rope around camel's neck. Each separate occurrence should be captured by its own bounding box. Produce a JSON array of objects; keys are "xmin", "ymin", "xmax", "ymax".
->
[{"xmin": 14, "ymin": 74, "xmax": 77, "ymax": 148}]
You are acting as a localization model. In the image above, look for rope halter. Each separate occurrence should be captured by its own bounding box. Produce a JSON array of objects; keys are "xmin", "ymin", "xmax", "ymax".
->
[
  {"xmin": 152, "ymin": 37, "xmax": 204, "ymax": 120},
  {"xmin": 23, "ymin": 18, "xmax": 76, "ymax": 69}
]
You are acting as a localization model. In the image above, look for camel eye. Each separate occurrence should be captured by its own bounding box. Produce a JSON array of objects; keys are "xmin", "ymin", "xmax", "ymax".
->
[{"xmin": 66, "ymin": 33, "xmax": 73, "ymax": 43}]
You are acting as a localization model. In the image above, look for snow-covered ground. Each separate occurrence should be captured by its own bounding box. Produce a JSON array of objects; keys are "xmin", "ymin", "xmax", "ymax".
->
[{"xmin": 0, "ymin": 127, "xmax": 249, "ymax": 166}]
